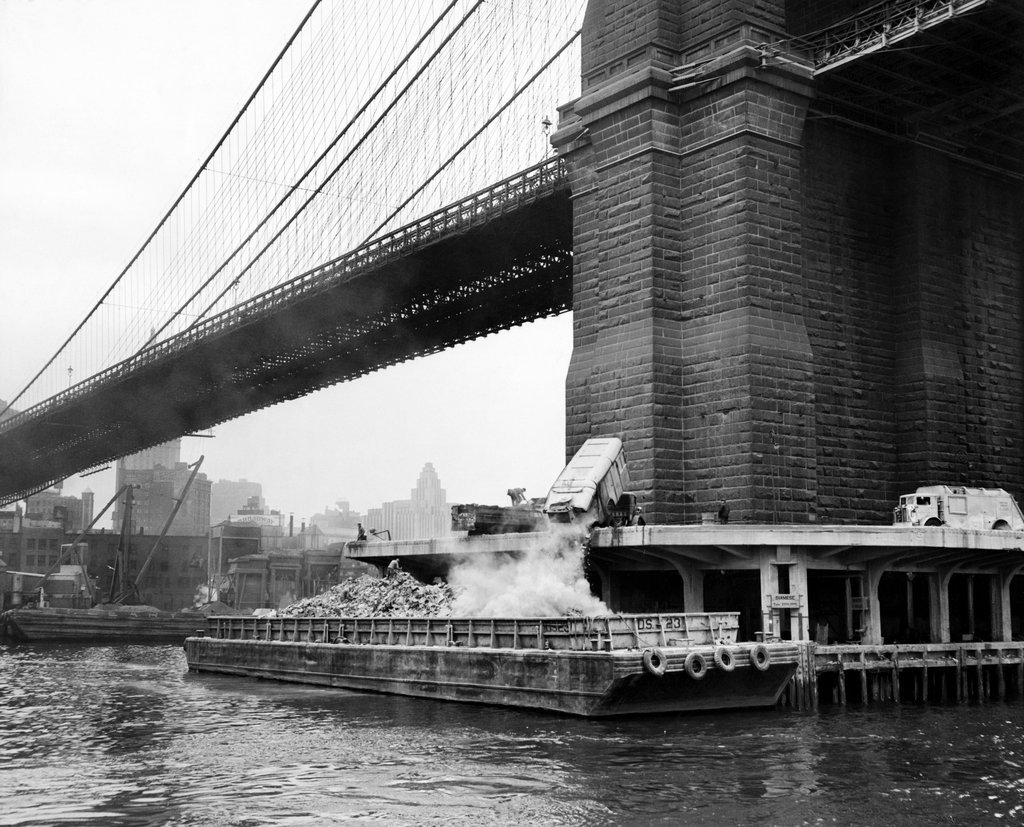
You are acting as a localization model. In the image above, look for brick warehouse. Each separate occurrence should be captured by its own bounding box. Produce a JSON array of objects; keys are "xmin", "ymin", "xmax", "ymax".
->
[{"xmin": 552, "ymin": 0, "xmax": 1024, "ymax": 526}]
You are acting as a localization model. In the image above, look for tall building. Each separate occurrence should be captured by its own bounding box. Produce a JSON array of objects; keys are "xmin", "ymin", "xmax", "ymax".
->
[
  {"xmin": 24, "ymin": 489, "xmax": 94, "ymax": 532},
  {"xmin": 112, "ymin": 441, "xmax": 211, "ymax": 535},
  {"xmin": 119, "ymin": 439, "xmax": 181, "ymax": 472},
  {"xmin": 211, "ymin": 479, "xmax": 264, "ymax": 526},
  {"xmin": 364, "ymin": 463, "xmax": 450, "ymax": 541}
]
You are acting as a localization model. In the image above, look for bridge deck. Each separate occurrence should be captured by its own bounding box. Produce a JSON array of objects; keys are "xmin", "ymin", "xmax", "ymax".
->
[{"xmin": 0, "ymin": 160, "xmax": 571, "ymax": 503}]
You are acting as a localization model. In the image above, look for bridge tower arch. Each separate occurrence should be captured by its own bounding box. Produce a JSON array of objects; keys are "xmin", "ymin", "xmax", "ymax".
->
[{"xmin": 553, "ymin": 0, "xmax": 816, "ymax": 524}]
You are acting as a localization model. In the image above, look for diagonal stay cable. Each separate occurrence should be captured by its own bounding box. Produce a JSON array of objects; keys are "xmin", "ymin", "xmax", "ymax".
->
[
  {"xmin": 0, "ymin": 0, "xmax": 324, "ymax": 420},
  {"xmin": 359, "ymin": 28, "xmax": 581, "ymax": 247},
  {"xmin": 180, "ymin": 0, "xmax": 486, "ymax": 338},
  {"xmin": 140, "ymin": 0, "xmax": 464, "ymax": 354}
]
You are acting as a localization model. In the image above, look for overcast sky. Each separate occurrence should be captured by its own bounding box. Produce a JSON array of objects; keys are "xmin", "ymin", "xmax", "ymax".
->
[{"xmin": 0, "ymin": 0, "xmax": 574, "ymax": 524}]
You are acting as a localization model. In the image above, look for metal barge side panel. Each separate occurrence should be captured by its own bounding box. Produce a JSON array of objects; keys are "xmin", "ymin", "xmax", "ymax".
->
[{"xmin": 185, "ymin": 638, "xmax": 797, "ymax": 717}]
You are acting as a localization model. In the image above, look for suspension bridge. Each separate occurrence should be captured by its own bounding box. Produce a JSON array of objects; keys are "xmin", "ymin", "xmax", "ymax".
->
[
  {"xmin": 2, "ymin": 0, "xmax": 1022, "ymax": 523},
  {"xmin": 0, "ymin": 0, "xmax": 585, "ymax": 503}
]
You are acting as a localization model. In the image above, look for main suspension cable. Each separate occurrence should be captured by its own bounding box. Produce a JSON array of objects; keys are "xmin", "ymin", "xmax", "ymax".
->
[
  {"xmin": 182, "ymin": 1, "xmax": 486, "ymax": 335},
  {"xmin": 0, "ymin": 0, "xmax": 324, "ymax": 420},
  {"xmin": 140, "ymin": 0, "xmax": 464, "ymax": 354}
]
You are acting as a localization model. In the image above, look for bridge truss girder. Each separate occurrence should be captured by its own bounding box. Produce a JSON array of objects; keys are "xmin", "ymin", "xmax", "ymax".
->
[
  {"xmin": 753, "ymin": 0, "xmax": 1024, "ymax": 176},
  {"xmin": 810, "ymin": 1, "xmax": 1024, "ymax": 176},
  {"xmin": 0, "ymin": 180, "xmax": 572, "ymax": 504}
]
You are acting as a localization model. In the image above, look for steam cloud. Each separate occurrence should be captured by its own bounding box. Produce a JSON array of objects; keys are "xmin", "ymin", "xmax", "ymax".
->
[{"xmin": 447, "ymin": 527, "xmax": 608, "ymax": 617}]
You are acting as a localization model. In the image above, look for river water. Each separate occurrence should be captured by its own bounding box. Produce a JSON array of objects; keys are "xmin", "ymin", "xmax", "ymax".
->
[{"xmin": 2, "ymin": 644, "xmax": 1023, "ymax": 826}]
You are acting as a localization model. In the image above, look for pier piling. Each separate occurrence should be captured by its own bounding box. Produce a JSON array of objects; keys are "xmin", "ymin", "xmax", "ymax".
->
[{"xmin": 805, "ymin": 642, "xmax": 1024, "ymax": 708}]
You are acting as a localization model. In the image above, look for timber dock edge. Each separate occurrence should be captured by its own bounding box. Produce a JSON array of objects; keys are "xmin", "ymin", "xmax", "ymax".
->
[{"xmin": 782, "ymin": 641, "xmax": 1024, "ymax": 709}]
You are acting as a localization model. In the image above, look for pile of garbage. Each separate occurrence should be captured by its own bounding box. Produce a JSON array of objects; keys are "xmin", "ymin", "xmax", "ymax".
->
[{"xmin": 281, "ymin": 572, "xmax": 456, "ymax": 618}]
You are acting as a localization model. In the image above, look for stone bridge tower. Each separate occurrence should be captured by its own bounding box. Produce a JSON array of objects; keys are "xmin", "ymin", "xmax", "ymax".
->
[{"xmin": 552, "ymin": 0, "xmax": 1024, "ymax": 526}]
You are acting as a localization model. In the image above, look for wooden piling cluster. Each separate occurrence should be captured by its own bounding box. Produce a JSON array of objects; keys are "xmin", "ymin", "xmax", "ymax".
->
[{"xmin": 781, "ymin": 642, "xmax": 1024, "ymax": 709}]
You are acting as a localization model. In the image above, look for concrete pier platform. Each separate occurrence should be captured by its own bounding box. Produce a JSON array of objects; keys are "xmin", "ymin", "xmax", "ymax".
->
[{"xmin": 347, "ymin": 523, "xmax": 1024, "ymax": 665}]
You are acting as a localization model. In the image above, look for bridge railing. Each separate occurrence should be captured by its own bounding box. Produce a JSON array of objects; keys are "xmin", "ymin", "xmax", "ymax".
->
[{"xmin": 1, "ymin": 157, "xmax": 568, "ymax": 441}]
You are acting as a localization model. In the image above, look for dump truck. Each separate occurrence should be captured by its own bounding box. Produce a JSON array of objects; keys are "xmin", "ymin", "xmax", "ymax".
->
[
  {"xmin": 450, "ymin": 501, "xmax": 547, "ymax": 536},
  {"xmin": 893, "ymin": 485, "xmax": 1024, "ymax": 530},
  {"xmin": 543, "ymin": 437, "xmax": 643, "ymax": 529},
  {"xmin": 450, "ymin": 437, "xmax": 642, "ymax": 535}
]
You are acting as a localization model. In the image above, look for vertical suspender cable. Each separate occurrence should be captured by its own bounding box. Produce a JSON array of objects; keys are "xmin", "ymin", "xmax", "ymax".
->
[
  {"xmin": 144, "ymin": 0, "xmax": 465, "ymax": 350},
  {"xmin": 359, "ymin": 29, "xmax": 580, "ymax": 246},
  {"xmin": 182, "ymin": 1, "xmax": 486, "ymax": 333},
  {"xmin": 0, "ymin": 0, "xmax": 324, "ymax": 420}
]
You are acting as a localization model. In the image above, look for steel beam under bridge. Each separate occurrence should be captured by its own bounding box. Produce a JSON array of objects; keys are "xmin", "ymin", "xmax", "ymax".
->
[{"xmin": 0, "ymin": 159, "xmax": 572, "ymax": 504}]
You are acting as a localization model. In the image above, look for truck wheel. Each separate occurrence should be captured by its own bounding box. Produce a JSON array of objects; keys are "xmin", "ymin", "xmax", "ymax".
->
[
  {"xmin": 993, "ymin": 520, "xmax": 1010, "ymax": 531},
  {"xmin": 925, "ymin": 518, "xmax": 943, "ymax": 527}
]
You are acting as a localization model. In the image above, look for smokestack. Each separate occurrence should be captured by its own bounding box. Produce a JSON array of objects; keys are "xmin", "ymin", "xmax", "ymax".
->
[{"xmin": 289, "ymin": 515, "xmax": 294, "ymax": 537}]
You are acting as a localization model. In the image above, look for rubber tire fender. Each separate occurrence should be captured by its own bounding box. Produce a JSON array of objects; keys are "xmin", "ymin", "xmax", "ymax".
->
[
  {"xmin": 642, "ymin": 647, "xmax": 667, "ymax": 677},
  {"xmin": 684, "ymin": 651, "xmax": 708, "ymax": 680},
  {"xmin": 713, "ymin": 646, "xmax": 735, "ymax": 672},
  {"xmin": 749, "ymin": 643, "xmax": 771, "ymax": 672}
]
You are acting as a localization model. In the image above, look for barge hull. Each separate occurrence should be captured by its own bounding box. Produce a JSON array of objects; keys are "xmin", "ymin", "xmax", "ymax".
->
[
  {"xmin": 1, "ymin": 607, "xmax": 207, "ymax": 643},
  {"xmin": 185, "ymin": 637, "xmax": 797, "ymax": 717}
]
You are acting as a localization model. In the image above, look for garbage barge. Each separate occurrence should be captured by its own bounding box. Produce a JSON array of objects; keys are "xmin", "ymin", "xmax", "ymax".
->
[{"xmin": 184, "ymin": 612, "xmax": 799, "ymax": 717}]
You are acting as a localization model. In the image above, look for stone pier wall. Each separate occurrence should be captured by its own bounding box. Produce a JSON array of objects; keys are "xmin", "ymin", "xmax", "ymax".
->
[{"xmin": 554, "ymin": 0, "xmax": 1024, "ymax": 525}]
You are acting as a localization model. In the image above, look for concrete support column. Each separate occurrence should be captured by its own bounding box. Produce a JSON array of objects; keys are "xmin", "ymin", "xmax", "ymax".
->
[
  {"xmin": 995, "ymin": 567, "xmax": 1023, "ymax": 642},
  {"xmin": 966, "ymin": 574, "xmax": 976, "ymax": 638},
  {"xmin": 758, "ymin": 552, "xmax": 779, "ymax": 640},
  {"xmin": 591, "ymin": 561, "xmax": 616, "ymax": 608},
  {"xmin": 935, "ymin": 566, "xmax": 956, "ymax": 643},
  {"xmin": 788, "ymin": 551, "xmax": 809, "ymax": 642},
  {"xmin": 863, "ymin": 563, "xmax": 885, "ymax": 645},
  {"xmin": 671, "ymin": 560, "xmax": 704, "ymax": 612}
]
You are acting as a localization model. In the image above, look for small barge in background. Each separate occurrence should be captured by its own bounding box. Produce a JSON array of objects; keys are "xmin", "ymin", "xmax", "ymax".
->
[
  {"xmin": 1, "ymin": 604, "xmax": 210, "ymax": 643},
  {"xmin": 185, "ymin": 612, "xmax": 799, "ymax": 717},
  {"xmin": 1, "ymin": 459, "xmax": 213, "ymax": 645}
]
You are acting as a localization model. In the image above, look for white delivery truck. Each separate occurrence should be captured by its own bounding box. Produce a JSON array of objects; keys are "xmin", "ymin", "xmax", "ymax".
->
[{"xmin": 893, "ymin": 485, "xmax": 1024, "ymax": 530}]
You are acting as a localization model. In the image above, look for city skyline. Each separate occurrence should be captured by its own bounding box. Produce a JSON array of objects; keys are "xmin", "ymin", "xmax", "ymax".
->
[{"xmin": 26, "ymin": 448, "xmax": 474, "ymax": 542}]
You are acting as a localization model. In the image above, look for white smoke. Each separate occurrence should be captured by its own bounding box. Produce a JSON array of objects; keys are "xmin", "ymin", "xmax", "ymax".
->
[{"xmin": 448, "ymin": 527, "xmax": 608, "ymax": 617}]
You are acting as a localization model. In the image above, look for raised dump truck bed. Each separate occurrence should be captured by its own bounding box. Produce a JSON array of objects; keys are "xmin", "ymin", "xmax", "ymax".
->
[
  {"xmin": 186, "ymin": 612, "xmax": 798, "ymax": 717},
  {"xmin": 543, "ymin": 437, "xmax": 642, "ymax": 527}
]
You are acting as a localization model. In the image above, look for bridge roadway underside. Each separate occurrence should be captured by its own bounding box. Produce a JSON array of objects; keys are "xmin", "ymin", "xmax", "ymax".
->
[{"xmin": 0, "ymin": 191, "xmax": 571, "ymax": 502}]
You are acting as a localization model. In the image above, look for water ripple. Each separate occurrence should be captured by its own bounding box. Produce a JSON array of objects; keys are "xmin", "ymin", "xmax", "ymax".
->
[{"xmin": 3, "ymin": 644, "xmax": 1024, "ymax": 825}]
